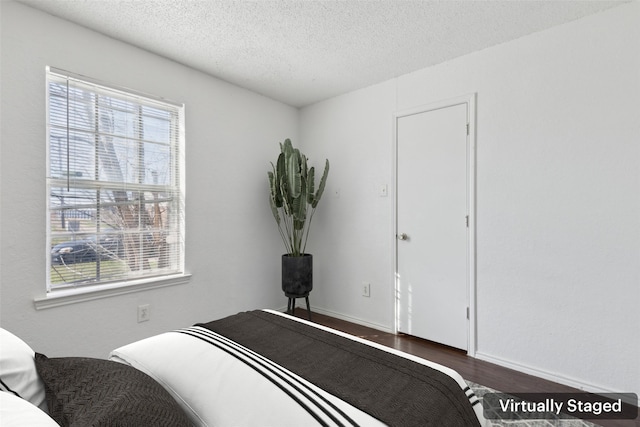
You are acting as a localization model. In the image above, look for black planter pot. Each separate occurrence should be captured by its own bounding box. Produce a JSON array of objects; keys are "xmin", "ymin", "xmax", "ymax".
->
[{"xmin": 282, "ymin": 254, "xmax": 313, "ymax": 296}]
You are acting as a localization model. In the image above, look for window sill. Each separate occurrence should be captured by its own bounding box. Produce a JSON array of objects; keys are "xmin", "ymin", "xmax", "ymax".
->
[{"xmin": 34, "ymin": 273, "xmax": 192, "ymax": 310}]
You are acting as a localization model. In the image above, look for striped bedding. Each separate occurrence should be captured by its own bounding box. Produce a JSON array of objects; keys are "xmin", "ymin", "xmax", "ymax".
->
[
  {"xmin": 176, "ymin": 326, "xmax": 364, "ymax": 426},
  {"xmin": 110, "ymin": 309, "xmax": 485, "ymax": 426}
]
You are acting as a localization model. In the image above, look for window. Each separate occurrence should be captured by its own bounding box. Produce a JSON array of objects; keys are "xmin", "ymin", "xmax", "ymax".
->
[{"xmin": 46, "ymin": 67, "xmax": 185, "ymax": 294}]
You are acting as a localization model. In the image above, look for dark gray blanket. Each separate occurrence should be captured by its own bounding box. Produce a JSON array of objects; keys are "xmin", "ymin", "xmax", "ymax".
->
[{"xmin": 198, "ymin": 310, "xmax": 480, "ymax": 427}]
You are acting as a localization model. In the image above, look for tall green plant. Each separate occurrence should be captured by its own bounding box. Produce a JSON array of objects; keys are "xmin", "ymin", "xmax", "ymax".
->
[{"xmin": 268, "ymin": 139, "xmax": 329, "ymax": 256}]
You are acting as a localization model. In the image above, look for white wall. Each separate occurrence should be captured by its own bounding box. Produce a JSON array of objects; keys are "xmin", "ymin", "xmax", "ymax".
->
[
  {"xmin": 301, "ymin": 2, "xmax": 639, "ymax": 397},
  {"xmin": 299, "ymin": 81, "xmax": 398, "ymax": 331},
  {"xmin": 0, "ymin": 1, "xmax": 298, "ymax": 358}
]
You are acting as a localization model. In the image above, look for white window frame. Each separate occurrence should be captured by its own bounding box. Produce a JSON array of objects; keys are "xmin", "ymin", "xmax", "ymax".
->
[{"xmin": 38, "ymin": 67, "xmax": 188, "ymax": 308}]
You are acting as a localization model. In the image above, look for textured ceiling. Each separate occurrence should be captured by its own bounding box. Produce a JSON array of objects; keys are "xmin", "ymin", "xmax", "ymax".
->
[{"xmin": 17, "ymin": 0, "xmax": 627, "ymax": 107}]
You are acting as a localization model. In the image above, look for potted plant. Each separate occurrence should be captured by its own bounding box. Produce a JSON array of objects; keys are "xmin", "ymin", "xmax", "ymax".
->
[{"xmin": 268, "ymin": 139, "xmax": 329, "ymax": 298}]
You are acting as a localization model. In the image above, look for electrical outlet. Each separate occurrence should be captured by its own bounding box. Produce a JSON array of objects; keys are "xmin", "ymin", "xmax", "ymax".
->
[
  {"xmin": 362, "ymin": 283, "xmax": 370, "ymax": 298},
  {"xmin": 137, "ymin": 304, "xmax": 150, "ymax": 323}
]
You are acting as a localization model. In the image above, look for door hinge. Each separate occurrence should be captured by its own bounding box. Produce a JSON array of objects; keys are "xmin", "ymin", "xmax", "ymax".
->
[
  {"xmin": 466, "ymin": 307, "xmax": 470, "ymax": 319},
  {"xmin": 465, "ymin": 215, "xmax": 469, "ymax": 227},
  {"xmin": 466, "ymin": 123, "xmax": 470, "ymax": 135}
]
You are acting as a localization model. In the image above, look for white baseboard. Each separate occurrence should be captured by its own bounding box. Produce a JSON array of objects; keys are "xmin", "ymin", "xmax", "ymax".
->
[
  {"xmin": 311, "ymin": 307, "xmax": 394, "ymax": 333},
  {"xmin": 475, "ymin": 351, "xmax": 637, "ymax": 405},
  {"xmin": 274, "ymin": 304, "xmax": 394, "ymax": 334}
]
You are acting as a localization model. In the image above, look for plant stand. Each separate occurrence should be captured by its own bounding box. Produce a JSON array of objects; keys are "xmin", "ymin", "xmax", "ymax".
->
[{"xmin": 285, "ymin": 292, "xmax": 311, "ymax": 321}]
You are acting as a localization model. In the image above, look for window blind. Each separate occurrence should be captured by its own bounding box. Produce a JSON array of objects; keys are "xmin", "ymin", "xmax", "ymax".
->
[{"xmin": 46, "ymin": 67, "xmax": 185, "ymax": 291}]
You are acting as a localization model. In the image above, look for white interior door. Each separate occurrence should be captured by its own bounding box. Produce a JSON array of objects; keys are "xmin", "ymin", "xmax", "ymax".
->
[{"xmin": 396, "ymin": 102, "xmax": 469, "ymax": 351}]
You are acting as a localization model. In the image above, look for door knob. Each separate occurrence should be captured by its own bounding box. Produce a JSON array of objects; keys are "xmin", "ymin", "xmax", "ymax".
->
[{"xmin": 397, "ymin": 233, "xmax": 408, "ymax": 241}]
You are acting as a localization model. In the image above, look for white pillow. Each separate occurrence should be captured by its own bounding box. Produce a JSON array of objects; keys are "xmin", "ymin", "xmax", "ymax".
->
[
  {"xmin": 0, "ymin": 328, "xmax": 48, "ymax": 412},
  {"xmin": 110, "ymin": 331, "xmax": 237, "ymax": 426},
  {"xmin": 0, "ymin": 392, "xmax": 57, "ymax": 426}
]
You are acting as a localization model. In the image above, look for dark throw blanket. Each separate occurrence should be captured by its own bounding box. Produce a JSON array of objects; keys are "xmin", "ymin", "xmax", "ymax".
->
[{"xmin": 196, "ymin": 310, "xmax": 480, "ymax": 427}]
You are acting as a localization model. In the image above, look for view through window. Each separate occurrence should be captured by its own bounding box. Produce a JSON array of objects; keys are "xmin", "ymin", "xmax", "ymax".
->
[{"xmin": 46, "ymin": 67, "xmax": 185, "ymax": 292}]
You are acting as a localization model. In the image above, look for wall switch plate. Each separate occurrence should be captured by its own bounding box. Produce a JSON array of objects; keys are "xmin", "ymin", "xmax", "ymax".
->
[
  {"xmin": 362, "ymin": 283, "xmax": 371, "ymax": 297},
  {"xmin": 137, "ymin": 304, "xmax": 150, "ymax": 323}
]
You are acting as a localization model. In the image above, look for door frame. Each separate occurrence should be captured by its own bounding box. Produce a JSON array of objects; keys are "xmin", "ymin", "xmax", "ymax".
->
[{"xmin": 392, "ymin": 93, "xmax": 477, "ymax": 356}]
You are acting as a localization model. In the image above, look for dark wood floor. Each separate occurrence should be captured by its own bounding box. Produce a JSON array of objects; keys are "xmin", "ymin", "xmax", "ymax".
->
[{"xmin": 292, "ymin": 308, "xmax": 639, "ymax": 427}]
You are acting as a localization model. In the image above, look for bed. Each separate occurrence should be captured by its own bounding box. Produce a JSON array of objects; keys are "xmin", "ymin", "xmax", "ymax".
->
[{"xmin": 1, "ymin": 309, "xmax": 485, "ymax": 426}]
